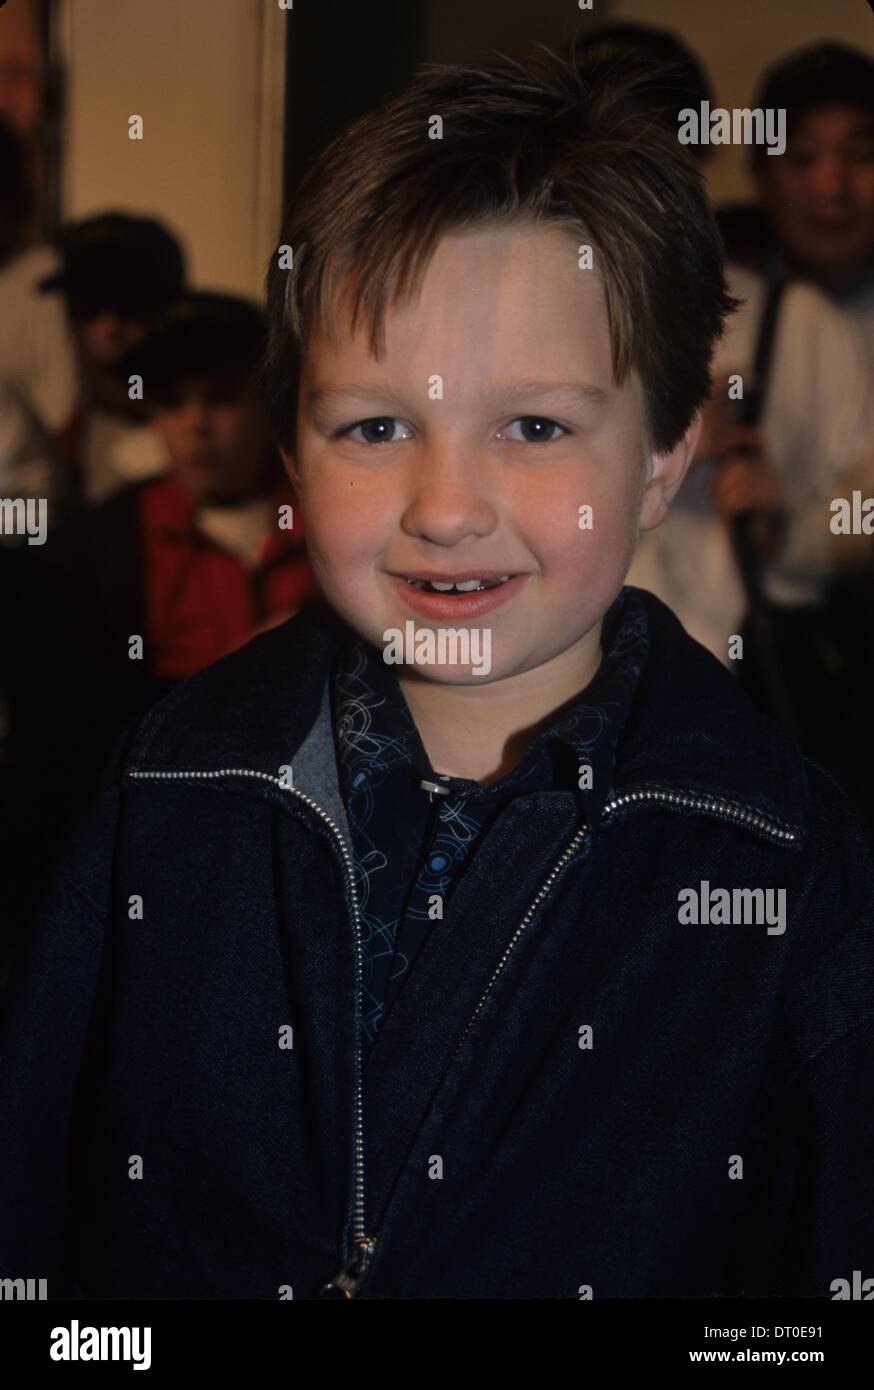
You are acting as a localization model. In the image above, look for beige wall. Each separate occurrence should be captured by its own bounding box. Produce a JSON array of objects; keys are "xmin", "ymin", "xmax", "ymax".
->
[
  {"xmin": 613, "ymin": 0, "xmax": 874, "ymax": 205},
  {"xmin": 50, "ymin": 0, "xmax": 874, "ymax": 282},
  {"xmin": 57, "ymin": 0, "xmax": 286, "ymax": 299}
]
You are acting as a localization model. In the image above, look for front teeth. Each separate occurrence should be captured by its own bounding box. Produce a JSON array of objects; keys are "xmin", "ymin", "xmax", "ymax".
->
[{"xmin": 407, "ymin": 576, "xmax": 510, "ymax": 593}]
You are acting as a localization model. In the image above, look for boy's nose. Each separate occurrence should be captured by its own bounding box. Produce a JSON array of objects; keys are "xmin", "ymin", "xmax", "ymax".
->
[{"xmin": 400, "ymin": 445, "xmax": 499, "ymax": 545}]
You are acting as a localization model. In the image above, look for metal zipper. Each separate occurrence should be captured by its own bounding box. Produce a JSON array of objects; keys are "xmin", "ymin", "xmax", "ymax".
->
[
  {"xmin": 449, "ymin": 823, "xmax": 590, "ymax": 1058},
  {"xmin": 126, "ymin": 768, "xmax": 797, "ymax": 1295},
  {"xmin": 601, "ymin": 786, "xmax": 799, "ymax": 844},
  {"xmin": 125, "ymin": 765, "xmax": 378, "ymax": 1296},
  {"xmin": 444, "ymin": 787, "xmax": 797, "ymax": 1065}
]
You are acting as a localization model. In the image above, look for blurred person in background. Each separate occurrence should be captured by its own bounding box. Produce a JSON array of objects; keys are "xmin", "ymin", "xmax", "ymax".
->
[
  {"xmin": 37, "ymin": 212, "xmax": 188, "ymax": 503},
  {"xmin": 1, "ymin": 211, "xmax": 186, "ymax": 858},
  {"xmin": 0, "ymin": 117, "xmax": 75, "ymax": 842},
  {"xmin": 2, "ymin": 292, "xmax": 318, "ymax": 962},
  {"xmin": 573, "ymin": 26, "xmax": 874, "ymax": 820},
  {"xmin": 723, "ymin": 43, "xmax": 874, "ymax": 357},
  {"xmin": 0, "ymin": 0, "xmax": 43, "ymax": 147},
  {"xmin": 0, "ymin": 116, "xmax": 79, "ymax": 473},
  {"xmin": 717, "ymin": 42, "xmax": 874, "ymax": 819}
]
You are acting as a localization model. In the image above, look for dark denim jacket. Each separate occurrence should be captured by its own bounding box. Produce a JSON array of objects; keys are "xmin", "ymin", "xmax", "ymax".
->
[
  {"xmin": 1, "ymin": 587, "xmax": 872, "ymax": 1299},
  {"xmin": 332, "ymin": 587, "xmax": 649, "ymax": 1053}
]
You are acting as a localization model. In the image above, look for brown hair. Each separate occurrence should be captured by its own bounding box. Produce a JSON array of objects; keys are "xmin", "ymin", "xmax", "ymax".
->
[{"xmin": 264, "ymin": 45, "xmax": 738, "ymax": 455}]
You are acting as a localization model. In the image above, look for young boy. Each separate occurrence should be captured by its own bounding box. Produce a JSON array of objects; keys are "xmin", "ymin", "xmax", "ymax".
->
[{"xmin": 1, "ymin": 49, "xmax": 872, "ymax": 1301}]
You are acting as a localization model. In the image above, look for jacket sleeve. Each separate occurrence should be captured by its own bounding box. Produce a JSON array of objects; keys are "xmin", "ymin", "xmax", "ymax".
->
[
  {"xmin": 780, "ymin": 1020, "xmax": 874, "ymax": 1297},
  {"xmin": 0, "ymin": 777, "xmax": 121, "ymax": 1295},
  {"xmin": 769, "ymin": 771, "xmax": 874, "ymax": 1297}
]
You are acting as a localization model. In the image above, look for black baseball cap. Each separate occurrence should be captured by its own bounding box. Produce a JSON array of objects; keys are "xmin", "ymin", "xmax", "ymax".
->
[
  {"xmin": 118, "ymin": 291, "xmax": 267, "ymax": 401},
  {"xmin": 39, "ymin": 212, "xmax": 186, "ymax": 320}
]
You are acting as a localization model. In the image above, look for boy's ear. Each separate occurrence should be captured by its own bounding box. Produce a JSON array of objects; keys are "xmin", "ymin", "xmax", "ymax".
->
[
  {"xmin": 638, "ymin": 409, "xmax": 702, "ymax": 533},
  {"xmin": 280, "ymin": 447, "xmax": 301, "ymax": 492}
]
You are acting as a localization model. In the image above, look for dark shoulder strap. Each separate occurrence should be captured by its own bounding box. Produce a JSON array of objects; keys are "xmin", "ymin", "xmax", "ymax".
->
[{"xmin": 740, "ymin": 275, "xmax": 788, "ymax": 426}]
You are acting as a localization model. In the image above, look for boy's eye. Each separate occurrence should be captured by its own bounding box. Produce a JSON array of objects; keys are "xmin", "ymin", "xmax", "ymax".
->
[
  {"xmin": 337, "ymin": 414, "xmax": 567, "ymax": 446},
  {"xmin": 342, "ymin": 417, "xmax": 413, "ymax": 445},
  {"xmin": 500, "ymin": 416, "xmax": 567, "ymax": 444}
]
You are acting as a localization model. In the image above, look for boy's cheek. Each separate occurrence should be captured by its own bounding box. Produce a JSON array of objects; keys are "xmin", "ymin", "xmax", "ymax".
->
[
  {"xmin": 563, "ymin": 478, "xmax": 642, "ymax": 558},
  {"xmin": 298, "ymin": 459, "xmax": 387, "ymax": 521},
  {"xmin": 538, "ymin": 519, "xmax": 633, "ymax": 624},
  {"xmin": 304, "ymin": 487, "xmax": 392, "ymax": 566},
  {"xmin": 306, "ymin": 535, "xmax": 368, "ymax": 593},
  {"xmin": 571, "ymin": 533, "xmax": 633, "ymax": 595},
  {"xmin": 304, "ymin": 531, "xmax": 393, "ymax": 634}
]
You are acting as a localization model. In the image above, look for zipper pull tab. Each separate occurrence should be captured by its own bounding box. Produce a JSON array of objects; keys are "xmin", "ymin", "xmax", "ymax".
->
[{"xmin": 319, "ymin": 1236, "xmax": 378, "ymax": 1298}]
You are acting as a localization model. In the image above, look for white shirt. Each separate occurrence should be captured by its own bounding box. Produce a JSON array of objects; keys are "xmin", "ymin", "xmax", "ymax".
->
[
  {"xmin": 0, "ymin": 245, "xmax": 80, "ymax": 433},
  {"xmin": 0, "ymin": 382, "xmax": 71, "ymax": 542},
  {"xmin": 628, "ymin": 265, "xmax": 874, "ymax": 662},
  {"xmin": 835, "ymin": 273, "xmax": 874, "ymax": 383},
  {"xmin": 197, "ymin": 496, "xmax": 274, "ymax": 566},
  {"xmin": 79, "ymin": 410, "xmax": 170, "ymax": 504}
]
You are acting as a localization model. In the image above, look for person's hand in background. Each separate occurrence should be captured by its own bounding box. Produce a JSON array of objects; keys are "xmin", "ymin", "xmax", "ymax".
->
[
  {"xmin": 711, "ymin": 442, "xmax": 782, "ymax": 515},
  {"xmin": 710, "ymin": 434, "xmax": 785, "ymax": 563},
  {"xmin": 697, "ymin": 375, "xmax": 784, "ymax": 561}
]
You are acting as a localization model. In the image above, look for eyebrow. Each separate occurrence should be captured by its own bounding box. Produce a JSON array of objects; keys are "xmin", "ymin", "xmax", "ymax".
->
[{"xmin": 307, "ymin": 380, "xmax": 610, "ymax": 410}]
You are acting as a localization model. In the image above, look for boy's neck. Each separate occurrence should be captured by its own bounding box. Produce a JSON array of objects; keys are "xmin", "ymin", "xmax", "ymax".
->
[{"xmin": 397, "ymin": 623, "xmax": 604, "ymax": 787}]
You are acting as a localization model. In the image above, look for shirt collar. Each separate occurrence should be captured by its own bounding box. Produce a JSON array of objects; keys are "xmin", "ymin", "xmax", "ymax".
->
[
  {"xmin": 141, "ymin": 473, "xmax": 302, "ymax": 559},
  {"xmin": 761, "ymin": 250, "xmax": 874, "ymax": 306},
  {"xmin": 333, "ymin": 587, "xmax": 650, "ymax": 825}
]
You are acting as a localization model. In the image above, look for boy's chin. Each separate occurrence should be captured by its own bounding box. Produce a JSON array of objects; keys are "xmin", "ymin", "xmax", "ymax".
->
[{"xmin": 397, "ymin": 663, "xmax": 500, "ymax": 686}]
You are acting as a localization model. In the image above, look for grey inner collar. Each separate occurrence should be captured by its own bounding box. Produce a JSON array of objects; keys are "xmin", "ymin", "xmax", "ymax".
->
[{"xmin": 290, "ymin": 675, "xmax": 353, "ymax": 846}]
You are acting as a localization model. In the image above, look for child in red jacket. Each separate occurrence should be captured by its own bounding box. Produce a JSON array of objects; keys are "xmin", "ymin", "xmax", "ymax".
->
[{"xmin": 4, "ymin": 294, "xmax": 319, "ymax": 914}]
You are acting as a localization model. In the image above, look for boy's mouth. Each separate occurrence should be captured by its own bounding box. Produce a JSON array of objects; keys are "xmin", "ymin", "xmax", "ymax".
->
[
  {"xmin": 387, "ymin": 571, "xmax": 527, "ymax": 620},
  {"xmin": 404, "ymin": 574, "xmax": 511, "ymax": 594}
]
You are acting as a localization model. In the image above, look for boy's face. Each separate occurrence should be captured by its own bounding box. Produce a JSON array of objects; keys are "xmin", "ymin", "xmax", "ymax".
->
[
  {"xmin": 286, "ymin": 223, "xmax": 695, "ymax": 689},
  {"xmin": 154, "ymin": 374, "xmax": 272, "ymax": 506},
  {"xmin": 757, "ymin": 105, "xmax": 874, "ymax": 285},
  {"xmin": 77, "ymin": 311, "xmax": 146, "ymax": 369},
  {"xmin": 76, "ymin": 311, "xmax": 148, "ymax": 414}
]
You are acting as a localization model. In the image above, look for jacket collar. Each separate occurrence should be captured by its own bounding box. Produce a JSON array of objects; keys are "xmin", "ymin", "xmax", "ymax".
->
[
  {"xmin": 125, "ymin": 587, "xmax": 808, "ymax": 840},
  {"xmin": 330, "ymin": 586, "xmax": 650, "ymax": 827},
  {"xmin": 610, "ymin": 590, "xmax": 807, "ymax": 837}
]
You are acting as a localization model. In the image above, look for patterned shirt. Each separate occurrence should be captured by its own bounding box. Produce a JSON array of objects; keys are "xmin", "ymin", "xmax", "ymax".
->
[{"xmin": 332, "ymin": 586, "xmax": 650, "ymax": 1057}]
